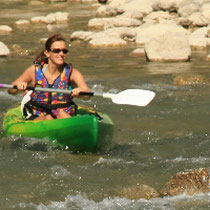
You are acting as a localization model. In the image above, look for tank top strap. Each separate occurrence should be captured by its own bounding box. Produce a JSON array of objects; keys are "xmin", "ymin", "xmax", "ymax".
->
[{"xmin": 42, "ymin": 64, "xmax": 48, "ymax": 74}]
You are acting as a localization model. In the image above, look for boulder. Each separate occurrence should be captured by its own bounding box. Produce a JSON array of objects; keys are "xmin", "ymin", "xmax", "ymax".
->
[
  {"xmin": 118, "ymin": 0, "xmax": 154, "ymax": 17},
  {"xmin": 70, "ymin": 31, "xmax": 95, "ymax": 42},
  {"xmin": 173, "ymin": 74, "xmax": 206, "ymax": 86},
  {"xmin": 88, "ymin": 35, "xmax": 127, "ymax": 47},
  {"xmin": 188, "ymin": 27, "xmax": 208, "ymax": 49},
  {"xmin": 15, "ymin": 20, "xmax": 30, "ymax": 26},
  {"xmin": 71, "ymin": 27, "xmax": 136, "ymax": 47},
  {"xmin": 46, "ymin": 12, "xmax": 69, "ymax": 23},
  {"xmin": 129, "ymin": 48, "xmax": 145, "ymax": 57},
  {"xmin": 29, "ymin": 0, "xmax": 45, "ymax": 6},
  {"xmin": 178, "ymin": 2, "xmax": 200, "ymax": 17},
  {"xmin": 144, "ymin": 32, "xmax": 191, "ymax": 62},
  {"xmin": 10, "ymin": 44, "xmax": 34, "ymax": 56},
  {"xmin": 31, "ymin": 12, "xmax": 69, "ymax": 24},
  {"xmin": 109, "ymin": 0, "xmax": 127, "ymax": 9},
  {"xmin": 143, "ymin": 11, "xmax": 174, "ymax": 23},
  {"xmin": 88, "ymin": 17, "xmax": 141, "ymax": 29},
  {"xmin": 135, "ymin": 23, "xmax": 190, "ymax": 46},
  {"xmin": 201, "ymin": 2, "xmax": 210, "ymax": 22},
  {"xmin": 96, "ymin": 5, "xmax": 118, "ymax": 17},
  {"xmin": 174, "ymin": 17, "xmax": 192, "ymax": 28},
  {"xmin": 0, "ymin": 25, "xmax": 13, "ymax": 33},
  {"xmin": 153, "ymin": 0, "xmax": 190, "ymax": 12},
  {"xmin": 118, "ymin": 184, "xmax": 160, "ymax": 200},
  {"xmin": 208, "ymin": 24, "xmax": 210, "ymax": 37},
  {"xmin": 0, "ymin": 42, "xmax": 10, "ymax": 56},
  {"xmin": 188, "ymin": 12, "xmax": 209, "ymax": 27},
  {"xmin": 31, "ymin": 16, "xmax": 48, "ymax": 24},
  {"xmin": 162, "ymin": 168, "xmax": 210, "ymax": 196}
]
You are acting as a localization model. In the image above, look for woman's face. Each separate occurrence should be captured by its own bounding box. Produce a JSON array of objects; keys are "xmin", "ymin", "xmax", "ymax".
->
[{"xmin": 46, "ymin": 40, "xmax": 68, "ymax": 66}]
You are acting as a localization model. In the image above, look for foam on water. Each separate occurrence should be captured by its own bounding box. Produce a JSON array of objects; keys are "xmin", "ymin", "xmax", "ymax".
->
[
  {"xmin": 93, "ymin": 157, "xmax": 135, "ymax": 167},
  {"xmin": 0, "ymin": 91, "xmax": 20, "ymax": 101},
  {"xmin": 165, "ymin": 156, "xmax": 210, "ymax": 165},
  {"xmin": 50, "ymin": 165, "xmax": 73, "ymax": 179},
  {"xmin": 16, "ymin": 192, "xmax": 210, "ymax": 210}
]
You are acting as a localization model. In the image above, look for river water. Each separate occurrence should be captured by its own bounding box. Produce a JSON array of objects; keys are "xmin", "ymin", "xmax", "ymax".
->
[{"xmin": 1, "ymin": 1, "xmax": 210, "ymax": 209}]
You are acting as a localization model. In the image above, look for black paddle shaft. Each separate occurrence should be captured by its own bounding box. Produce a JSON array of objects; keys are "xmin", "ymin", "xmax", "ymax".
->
[
  {"xmin": 79, "ymin": 92, "xmax": 94, "ymax": 96},
  {"xmin": 13, "ymin": 85, "xmax": 35, "ymax": 91}
]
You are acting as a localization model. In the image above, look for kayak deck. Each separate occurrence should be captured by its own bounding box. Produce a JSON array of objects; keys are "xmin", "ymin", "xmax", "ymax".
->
[{"xmin": 3, "ymin": 105, "xmax": 114, "ymax": 153}]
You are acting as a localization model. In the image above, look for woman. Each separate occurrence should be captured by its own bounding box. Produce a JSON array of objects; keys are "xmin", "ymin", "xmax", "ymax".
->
[{"xmin": 8, "ymin": 34, "xmax": 90, "ymax": 120}]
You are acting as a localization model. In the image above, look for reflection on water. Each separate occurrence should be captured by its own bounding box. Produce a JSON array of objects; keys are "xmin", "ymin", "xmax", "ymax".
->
[{"xmin": 0, "ymin": 0, "xmax": 210, "ymax": 209}]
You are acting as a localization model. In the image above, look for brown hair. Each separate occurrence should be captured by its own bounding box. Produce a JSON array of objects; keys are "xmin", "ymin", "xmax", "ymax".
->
[{"xmin": 35, "ymin": 34, "xmax": 67, "ymax": 64}]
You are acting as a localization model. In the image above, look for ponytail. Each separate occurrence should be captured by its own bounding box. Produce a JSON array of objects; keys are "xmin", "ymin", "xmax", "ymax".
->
[{"xmin": 34, "ymin": 50, "xmax": 48, "ymax": 64}]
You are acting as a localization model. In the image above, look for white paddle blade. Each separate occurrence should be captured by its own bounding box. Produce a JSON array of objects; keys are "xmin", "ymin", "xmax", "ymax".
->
[
  {"xmin": 20, "ymin": 90, "xmax": 33, "ymax": 118},
  {"xmin": 111, "ymin": 89, "xmax": 155, "ymax": 106}
]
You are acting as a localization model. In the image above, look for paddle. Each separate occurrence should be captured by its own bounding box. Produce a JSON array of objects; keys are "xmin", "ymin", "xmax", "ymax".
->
[{"xmin": 0, "ymin": 83, "xmax": 155, "ymax": 106}]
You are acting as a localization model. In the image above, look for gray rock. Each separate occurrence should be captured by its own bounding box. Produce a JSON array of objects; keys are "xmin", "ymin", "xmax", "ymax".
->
[{"xmin": 0, "ymin": 42, "xmax": 10, "ymax": 56}]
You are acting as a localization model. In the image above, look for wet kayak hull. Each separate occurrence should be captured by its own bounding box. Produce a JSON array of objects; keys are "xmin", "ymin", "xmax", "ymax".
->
[{"xmin": 3, "ymin": 106, "xmax": 114, "ymax": 153}]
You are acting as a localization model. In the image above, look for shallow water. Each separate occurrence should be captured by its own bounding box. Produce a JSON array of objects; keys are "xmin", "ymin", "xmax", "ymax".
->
[{"xmin": 0, "ymin": 1, "xmax": 210, "ymax": 209}]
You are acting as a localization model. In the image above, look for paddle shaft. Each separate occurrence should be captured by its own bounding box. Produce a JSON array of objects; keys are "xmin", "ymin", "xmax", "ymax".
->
[{"xmin": 0, "ymin": 83, "xmax": 100, "ymax": 96}]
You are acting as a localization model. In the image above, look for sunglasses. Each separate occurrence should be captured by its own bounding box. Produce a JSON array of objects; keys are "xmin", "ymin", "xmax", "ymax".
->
[{"xmin": 49, "ymin": 48, "xmax": 69, "ymax": 54}]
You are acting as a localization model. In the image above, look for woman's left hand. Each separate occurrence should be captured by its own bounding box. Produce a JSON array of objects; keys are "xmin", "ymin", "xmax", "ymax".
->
[{"xmin": 71, "ymin": 88, "xmax": 81, "ymax": 96}]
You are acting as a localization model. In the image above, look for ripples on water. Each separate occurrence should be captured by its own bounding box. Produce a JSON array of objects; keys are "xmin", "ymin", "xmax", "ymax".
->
[{"xmin": 0, "ymin": 0, "xmax": 210, "ymax": 209}]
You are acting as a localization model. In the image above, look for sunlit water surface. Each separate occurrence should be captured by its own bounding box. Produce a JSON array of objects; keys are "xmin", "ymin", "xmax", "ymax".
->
[{"xmin": 0, "ymin": 1, "xmax": 210, "ymax": 209}]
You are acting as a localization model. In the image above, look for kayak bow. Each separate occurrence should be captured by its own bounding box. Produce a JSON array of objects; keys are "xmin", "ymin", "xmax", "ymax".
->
[{"xmin": 3, "ymin": 105, "xmax": 114, "ymax": 153}]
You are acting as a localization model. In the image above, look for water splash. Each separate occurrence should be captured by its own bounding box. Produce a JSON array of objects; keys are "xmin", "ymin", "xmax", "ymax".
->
[{"xmin": 16, "ymin": 192, "xmax": 210, "ymax": 210}]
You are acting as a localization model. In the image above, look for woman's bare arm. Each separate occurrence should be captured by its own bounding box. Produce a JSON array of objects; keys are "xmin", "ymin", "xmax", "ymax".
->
[
  {"xmin": 8, "ymin": 65, "xmax": 34, "ymax": 95},
  {"xmin": 70, "ymin": 68, "xmax": 90, "ymax": 97}
]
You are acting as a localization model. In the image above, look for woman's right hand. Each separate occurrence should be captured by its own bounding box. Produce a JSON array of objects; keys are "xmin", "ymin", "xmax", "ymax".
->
[
  {"xmin": 16, "ymin": 82, "xmax": 28, "ymax": 91},
  {"xmin": 8, "ymin": 82, "xmax": 28, "ymax": 95}
]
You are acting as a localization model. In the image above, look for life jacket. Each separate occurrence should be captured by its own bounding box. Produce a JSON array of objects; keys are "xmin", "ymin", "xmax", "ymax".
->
[{"xmin": 22, "ymin": 62, "xmax": 77, "ymax": 119}]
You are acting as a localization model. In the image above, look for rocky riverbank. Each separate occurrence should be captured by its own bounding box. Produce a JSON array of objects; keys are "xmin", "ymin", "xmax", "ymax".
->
[{"xmin": 0, "ymin": 0, "xmax": 209, "ymax": 62}]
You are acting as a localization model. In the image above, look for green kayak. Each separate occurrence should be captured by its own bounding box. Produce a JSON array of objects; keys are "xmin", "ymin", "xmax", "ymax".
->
[{"xmin": 3, "ymin": 105, "xmax": 114, "ymax": 153}]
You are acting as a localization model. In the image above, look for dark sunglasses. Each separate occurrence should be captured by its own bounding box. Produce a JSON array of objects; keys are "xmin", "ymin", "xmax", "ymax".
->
[{"xmin": 49, "ymin": 48, "xmax": 69, "ymax": 54}]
